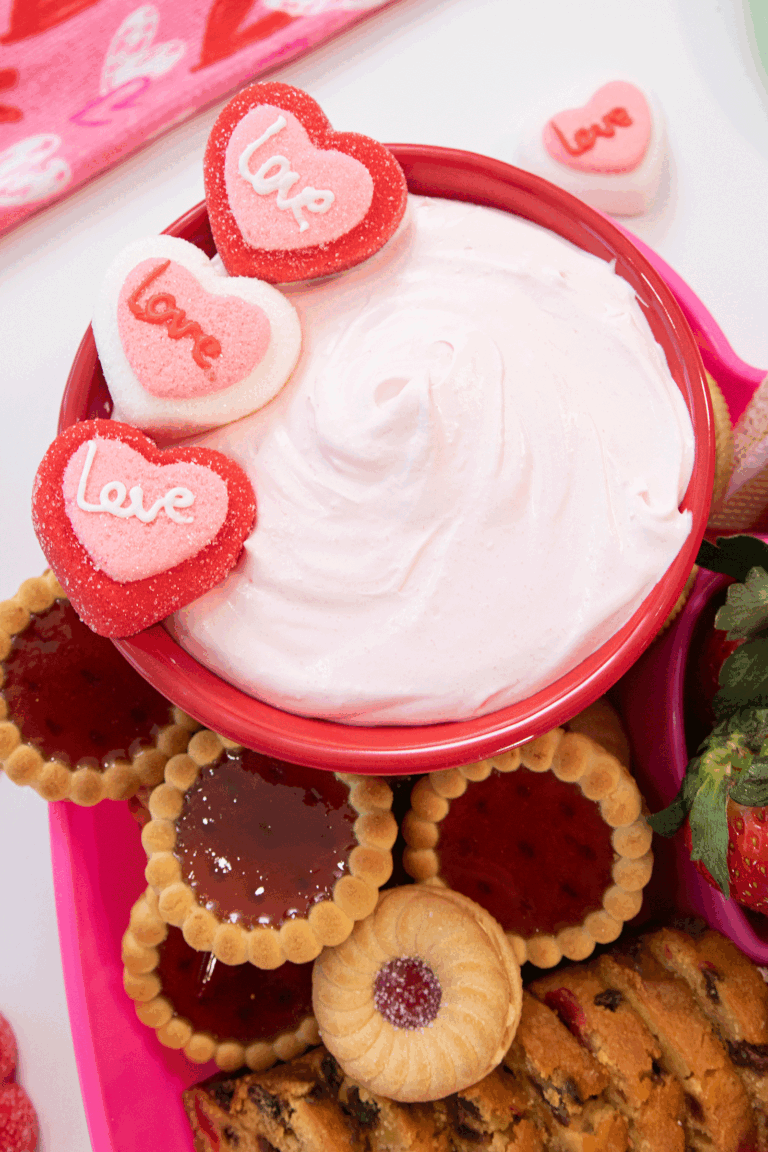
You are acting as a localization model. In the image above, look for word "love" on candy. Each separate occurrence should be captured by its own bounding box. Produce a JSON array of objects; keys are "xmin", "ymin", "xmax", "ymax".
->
[
  {"xmin": 238, "ymin": 113, "xmax": 335, "ymax": 233},
  {"xmin": 76, "ymin": 440, "xmax": 195, "ymax": 524},
  {"xmin": 550, "ymin": 106, "xmax": 633, "ymax": 158},
  {"xmin": 127, "ymin": 259, "xmax": 222, "ymax": 369}
]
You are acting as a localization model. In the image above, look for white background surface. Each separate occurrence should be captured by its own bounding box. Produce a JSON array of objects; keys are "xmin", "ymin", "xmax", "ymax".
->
[{"xmin": 1, "ymin": 0, "xmax": 767, "ymax": 1147}]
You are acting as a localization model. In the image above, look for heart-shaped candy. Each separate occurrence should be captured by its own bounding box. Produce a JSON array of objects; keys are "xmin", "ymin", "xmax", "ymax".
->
[
  {"xmin": 32, "ymin": 420, "xmax": 256, "ymax": 637},
  {"xmin": 542, "ymin": 81, "xmax": 651, "ymax": 174},
  {"xmin": 205, "ymin": 82, "xmax": 408, "ymax": 282},
  {"xmin": 93, "ymin": 235, "xmax": 301, "ymax": 438}
]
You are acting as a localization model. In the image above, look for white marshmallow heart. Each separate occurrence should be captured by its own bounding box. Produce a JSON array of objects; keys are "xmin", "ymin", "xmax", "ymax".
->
[{"xmin": 93, "ymin": 235, "xmax": 302, "ymax": 438}]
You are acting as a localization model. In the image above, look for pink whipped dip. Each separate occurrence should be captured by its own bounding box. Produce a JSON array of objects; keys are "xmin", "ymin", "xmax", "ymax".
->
[{"xmin": 169, "ymin": 196, "xmax": 695, "ymax": 725}]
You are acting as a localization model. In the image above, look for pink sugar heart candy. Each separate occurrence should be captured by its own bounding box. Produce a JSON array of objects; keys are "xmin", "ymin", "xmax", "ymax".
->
[
  {"xmin": 32, "ymin": 419, "xmax": 257, "ymax": 637},
  {"xmin": 543, "ymin": 81, "xmax": 651, "ymax": 174}
]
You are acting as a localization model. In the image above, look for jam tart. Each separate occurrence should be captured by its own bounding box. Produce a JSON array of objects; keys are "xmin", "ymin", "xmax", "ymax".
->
[
  {"xmin": 0, "ymin": 572, "xmax": 196, "ymax": 804},
  {"xmin": 402, "ymin": 702, "xmax": 653, "ymax": 969},
  {"xmin": 142, "ymin": 732, "xmax": 398, "ymax": 968},
  {"xmin": 122, "ymin": 889, "xmax": 319, "ymax": 1072},
  {"xmin": 311, "ymin": 884, "xmax": 523, "ymax": 1103}
]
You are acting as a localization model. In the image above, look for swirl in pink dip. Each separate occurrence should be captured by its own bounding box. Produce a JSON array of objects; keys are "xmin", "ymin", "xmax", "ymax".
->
[{"xmin": 170, "ymin": 196, "xmax": 694, "ymax": 725}]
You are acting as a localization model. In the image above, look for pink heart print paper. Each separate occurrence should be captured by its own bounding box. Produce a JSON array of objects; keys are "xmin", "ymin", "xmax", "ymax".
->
[
  {"xmin": 0, "ymin": 0, "xmax": 399, "ymax": 237},
  {"xmin": 93, "ymin": 234, "xmax": 302, "ymax": 438},
  {"xmin": 224, "ymin": 104, "xmax": 374, "ymax": 251},
  {"xmin": 62, "ymin": 437, "xmax": 229, "ymax": 581},
  {"xmin": 542, "ymin": 81, "xmax": 652, "ymax": 174}
]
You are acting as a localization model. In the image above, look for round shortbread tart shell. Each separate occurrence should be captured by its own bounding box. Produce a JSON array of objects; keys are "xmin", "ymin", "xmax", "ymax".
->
[
  {"xmin": 312, "ymin": 884, "xmax": 522, "ymax": 1103},
  {"xmin": 122, "ymin": 888, "xmax": 320, "ymax": 1071},
  {"xmin": 0, "ymin": 571, "xmax": 196, "ymax": 804},
  {"xmin": 402, "ymin": 700, "xmax": 653, "ymax": 970},
  {"xmin": 142, "ymin": 734, "xmax": 398, "ymax": 968}
]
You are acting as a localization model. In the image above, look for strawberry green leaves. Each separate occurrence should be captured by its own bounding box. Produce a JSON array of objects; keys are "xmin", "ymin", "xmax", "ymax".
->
[
  {"xmin": 648, "ymin": 708, "xmax": 768, "ymax": 897},
  {"xmin": 696, "ymin": 534, "xmax": 768, "ymax": 584}
]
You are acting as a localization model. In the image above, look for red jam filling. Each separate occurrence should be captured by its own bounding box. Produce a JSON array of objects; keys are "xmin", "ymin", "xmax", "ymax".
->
[
  {"xmin": 437, "ymin": 768, "xmax": 615, "ymax": 937},
  {"xmin": 157, "ymin": 925, "xmax": 313, "ymax": 1042},
  {"xmin": 174, "ymin": 750, "xmax": 358, "ymax": 928},
  {"xmin": 2, "ymin": 599, "xmax": 170, "ymax": 767},
  {"xmin": 373, "ymin": 957, "xmax": 442, "ymax": 1030}
]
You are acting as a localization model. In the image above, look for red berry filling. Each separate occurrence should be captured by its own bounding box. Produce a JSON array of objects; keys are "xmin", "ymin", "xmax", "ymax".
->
[
  {"xmin": 2, "ymin": 599, "xmax": 171, "ymax": 768},
  {"xmin": 156, "ymin": 926, "xmax": 313, "ymax": 1042},
  {"xmin": 437, "ymin": 768, "xmax": 615, "ymax": 937},
  {"xmin": 174, "ymin": 750, "xmax": 358, "ymax": 928},
  {"xmin": 373, "ymin": 957, "xmax": 442, "ymax": 1030}
]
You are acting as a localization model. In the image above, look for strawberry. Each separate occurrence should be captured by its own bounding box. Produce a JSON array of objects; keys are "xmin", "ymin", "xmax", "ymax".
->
[
  {"xmin": 684, "ymin": 803, "xmax": 768, "ymax": 914},
  {"xmin": 649, "ymin": 534, "xmax": 768, "ymax": 910}
]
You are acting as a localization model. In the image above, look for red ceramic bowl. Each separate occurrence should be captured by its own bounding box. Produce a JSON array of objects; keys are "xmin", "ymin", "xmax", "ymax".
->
[{"xmin": 59, "ymin": 145, "xmax": 713, "ymax": 773}]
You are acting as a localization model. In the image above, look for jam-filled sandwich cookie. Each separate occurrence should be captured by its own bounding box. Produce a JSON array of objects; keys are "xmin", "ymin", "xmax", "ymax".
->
[
  {"xmin": 122, "ymin": 889, "xmax": 319, "ymax": 1072},
  {"xmin": 93, "ymin": 236, "xmax": 302, "ymax": 439},
  {"xmin": 403, "ymin": 708, "xmax": 653, "ymax": 969},
  {"xmin": 312, "ymin": 885, "xmax": 523, "ymax": 1103},
  {"xmin": 517, "ymin": 80, "xmax": 666, "ymax": 217},
  {"xmin": 0, "ymin": 571, "xmax": 196, "ymax": 804},
  {"xmin": 142, "ymin": 732, "xmax": 397, "ymax": 968},
  {"xmin": 32, "ymin": 419, "xmax": 256, "ymax": 637},
  {"xmin": 205, "ymin": 81, "xmax": 408, "ymax": 282}
]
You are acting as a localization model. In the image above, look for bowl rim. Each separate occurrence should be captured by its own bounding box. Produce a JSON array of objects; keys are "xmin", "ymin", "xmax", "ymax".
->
[{"xmin": 59, "ymin": 143, "xmax": 714, "ymax": 773}]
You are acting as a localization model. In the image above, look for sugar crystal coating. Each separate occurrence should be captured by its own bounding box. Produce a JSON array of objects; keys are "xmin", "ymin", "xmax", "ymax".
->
[{"xmin": 373, "ymin": 957, "xmax": 441, "ymax": 1030}]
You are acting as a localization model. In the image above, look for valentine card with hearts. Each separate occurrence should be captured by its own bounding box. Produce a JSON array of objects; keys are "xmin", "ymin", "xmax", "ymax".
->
[
  {"xmin": 32, "ymin": 419, "xmax": 256, "ymax": 636},
  {"xmin": 93, "ymin": 235, "xmax": 301, "ymax": 438},
  {"xmin": 205, "ymin": 81, "xmax": 408, "ymax": 281}
]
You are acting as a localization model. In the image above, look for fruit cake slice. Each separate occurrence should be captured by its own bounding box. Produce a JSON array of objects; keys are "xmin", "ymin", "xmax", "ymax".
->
[
  {"xmin": 501, "ymin": 990, "xmax": 630, "ymax": 1151},
  {"xmin": 529, "ymin": 964, "xmax": 685, "ymax": 1152},
  {"xmin": 645, "ymin": 927, "xmax": 768, "ymax": 1149},
  {"xmin": 337, "ymin": 1075, "xmax": 451, "ymax": 1151},
  {"xmin": 435, "ymin": 1064, "xmax": 548, "ymax": 1152},
  {"xmin": 596, "ymin": 943, "xmax": 756, "ymax": 1152}
]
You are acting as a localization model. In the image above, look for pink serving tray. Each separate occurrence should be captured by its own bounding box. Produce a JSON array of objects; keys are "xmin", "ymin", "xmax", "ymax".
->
[{"xmin": 51, "ymin": 235, "xmax": 767, "ymax": 1152}]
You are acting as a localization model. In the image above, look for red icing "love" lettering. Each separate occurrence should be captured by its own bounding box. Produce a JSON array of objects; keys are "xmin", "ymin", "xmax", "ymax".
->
[
  {"xmin": 550, "ymin": 106, "xmax": 632, "ymax": 158},
  {"xmin": 127, "ymin": 260, "xmax": 222, "ymax": 370}
]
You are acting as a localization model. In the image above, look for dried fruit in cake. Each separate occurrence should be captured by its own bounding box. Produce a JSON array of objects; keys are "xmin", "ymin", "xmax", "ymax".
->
[
  {"xmin": 0, "ymin": 1083, "xmax": 38, "ymax": 1152},
  {"xmin": 122, "ymin": 889, "xmax": 318, "ymax": 1071},
  {"xmin": 31, "ymin": 419, "xmax": 256, "ymax": 637},
  {"xmin": 435, "ymin": 1064, "xmax": 548, "ymax": 1151},
  {"xmin": 0, "ymin": 1014, "xmax": 16, "ymax": 1084},
  {"xmin": 204, "ymin": 81, "xmax": 408, "ymax": 282},
  {"xmin": 185, "ymin": 1046, "xmax": 365, "ymax": 1152},
  {"xmin": 596, "ymin": 941, "xmax": 756, "ymax": 1152},
  {"xmin": 92, "ymin": 235, "xmax": 302, "ymax": 439},
  {"xmin": 0, "ymin": 571, "xmax": 195, "ymax": 803},
  {"xmin": 530, "ymin": 964, "xmax": 686, "ymax": 1150},
  {"xmin": 142, "ymin": 730, "xmax": 397, "ymax": 967},
  {"xmin": 402, "ymin": 706, "xmax": 652, "ymax": 968},
  {"xmin": 645, "ymin": 927, "xmax": 768, "ymax": 1143},
  {"xmin": 311, "ymin": 885, "xmax": 522, "ymax": 1103}
]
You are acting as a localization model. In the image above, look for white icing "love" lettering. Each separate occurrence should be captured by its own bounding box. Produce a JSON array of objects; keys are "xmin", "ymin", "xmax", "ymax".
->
[
  {"xmin": 237, "ymin": 114, "xmax": 335, "ymax": 233},
  {"xmin": 76, "ymin": 441, "xmax": 195, "ymax": 524}
]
